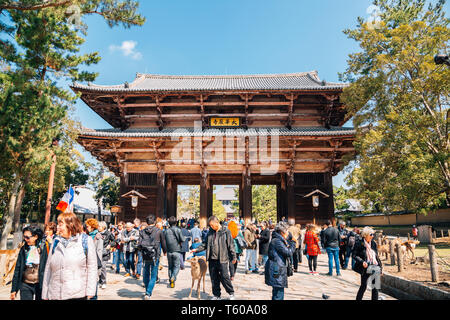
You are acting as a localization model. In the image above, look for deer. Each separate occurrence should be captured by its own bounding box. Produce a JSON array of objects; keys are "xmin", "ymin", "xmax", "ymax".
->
[{"xmin": 187, "ymin": 256, "xmax": 207, "ymax": 299}]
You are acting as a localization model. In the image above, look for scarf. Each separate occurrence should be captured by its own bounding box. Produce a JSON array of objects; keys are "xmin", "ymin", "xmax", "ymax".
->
[
  {"xmin": 57, "ymin": 234, "xmax": 79, "ymax": 248},
  {"xmin": 26, "ymin": 245, "xmax": 40, "ymax": 266},
  {"xmin": 363, "ymin": 239, "xmax": 378, "ymax": 265},
  {"xmin": 89, "ymin": 229, "xmax": 98, "ymax": 240}
]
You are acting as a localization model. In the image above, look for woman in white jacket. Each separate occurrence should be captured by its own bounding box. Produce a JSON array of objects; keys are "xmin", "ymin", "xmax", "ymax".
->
[{"xmin": 42, "ymin": 212, "xmax": 98, "ymax": 300}]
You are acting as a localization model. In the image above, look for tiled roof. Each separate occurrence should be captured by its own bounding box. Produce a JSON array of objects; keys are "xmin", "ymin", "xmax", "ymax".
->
[
  {"xmin": 71, "ymin": 71, "xmax": 347, "ymax": 92},
  {"xmin": 79, "ymin": 126, "xmax": 356, "ymax": 138}
]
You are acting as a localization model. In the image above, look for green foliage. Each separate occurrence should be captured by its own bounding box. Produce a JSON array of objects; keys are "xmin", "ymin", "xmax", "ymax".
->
[
  {"xmin": 0, "ymin": 0, "xmax": 145, "ymax": 231},
  {"xmin": 340, "ymin": 0, "xmax": 450, "ymax": 213},
  {"xmin": 212, "ymin": 193, "xmax": 226, "ymax": 222},
  {"xmin": 95, "ymin": 175, "xmax": 119, "ymax": 210},
  {"xmin": 177, "ymin": 186, "xmax": 200, "ymax": 219},
  {"xmin": 334, "ymin": 186, "xmax": 351, "ymax": 211},
  {"xmin": 252, "ymin": 185, "xmax": 277, "ymax": 223}
]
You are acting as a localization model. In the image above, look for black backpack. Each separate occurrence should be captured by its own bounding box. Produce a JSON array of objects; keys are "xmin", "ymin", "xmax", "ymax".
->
[{"xmin": 139, "ymin": 228, "xmax": 159, "ymax": 262}]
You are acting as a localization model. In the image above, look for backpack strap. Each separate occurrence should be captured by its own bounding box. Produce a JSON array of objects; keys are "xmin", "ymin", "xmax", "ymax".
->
[{"xmin": 51, "ymin": 238, "xmax": 60, "ymax": 255}]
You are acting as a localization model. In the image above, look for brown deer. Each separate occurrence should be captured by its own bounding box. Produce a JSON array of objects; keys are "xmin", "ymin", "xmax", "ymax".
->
[
  {"xmin": 0, "ymin": 243, "xmax": 24, "ymax": 286},
  {"xmin": 187, "ymin": 256, "xmax": 207, "ymax": 299}
]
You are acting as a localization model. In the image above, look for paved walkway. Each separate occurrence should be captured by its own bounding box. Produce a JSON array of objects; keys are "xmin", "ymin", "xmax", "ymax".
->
[{"xmin": 0, "ymin": 252, "xmax": 394, "ymax": 300}]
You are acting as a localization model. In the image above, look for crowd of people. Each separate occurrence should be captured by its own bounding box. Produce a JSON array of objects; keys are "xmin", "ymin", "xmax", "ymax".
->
[{"xmin": 9, "ymin": 213, "xmax": 383, "ymax": 301}]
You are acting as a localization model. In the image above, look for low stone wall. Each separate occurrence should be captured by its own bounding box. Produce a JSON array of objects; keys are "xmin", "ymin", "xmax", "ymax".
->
[{"xmin": 381, "ymin": 273, "xmax": 450, "ymax": 300}]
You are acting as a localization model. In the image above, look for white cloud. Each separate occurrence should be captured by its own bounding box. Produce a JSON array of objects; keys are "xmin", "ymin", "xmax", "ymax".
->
[{"xmin": 109, "ymin": 40, "xmax": 142, "ymax": 60}]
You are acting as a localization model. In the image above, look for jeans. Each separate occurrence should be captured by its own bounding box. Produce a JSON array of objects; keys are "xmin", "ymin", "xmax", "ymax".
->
[
  {"xmin": 124, "ymin": 251, "xmax": 135, "ymax": 274},
  {"xmin": 339, "ymin": 245, "xmax": 351, "ymax": 269},
  {"xmin": 326, "ymin": 247, "xmax": 341, "ymax": 275},
  {"xmin": 272, "ymin": 287, "xmax": 284, "ymax": 300},
  {"xmin": 245, "ymin": 249, "xmax": 257, "ymax": 271},
  {"xmin": 261, "ymin": 254, "xmax": 269, "ymax": 268},
  {"xmin": 292, "ymin": 248, "xmax": 300, "ymax": 270},
  {"xmin": 143, "ymin": 259, "xmax": 159, "ymax": 296},
  {"xmin": 19, "ymin": 282, "xmax": 41, "ymax": 300},
  {"xmin": 209, "ymin": 259, "xmax": 234, "ymax": 298},
  {"xmin": 114, "ymin": 250, "xmax": 124, "ymax": 272},
  {"xmin": 180, "ymin": 252, "xmax": 186, "ymax": 270},
  {"xmin": 308, "ymin": 255, "xmax": 318, "ymax": 272},
  {"xmin": 167, "ymin": 252, "xmax": 182, "ymax": 282},
  {"xmin": 135, "ymin": 250, "xmax": 143, "ymax": 276}
]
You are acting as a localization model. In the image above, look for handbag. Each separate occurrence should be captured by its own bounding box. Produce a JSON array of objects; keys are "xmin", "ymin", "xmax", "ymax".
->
[{"xmin": 23, "ymin": 264, "xmax": 39, "ymax": 284}]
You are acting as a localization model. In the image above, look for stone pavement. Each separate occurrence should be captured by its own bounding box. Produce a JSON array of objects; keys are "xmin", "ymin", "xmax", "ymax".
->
[{"xmin": 0, "ymin": 252, "xmax": 395, "ymax": 300}]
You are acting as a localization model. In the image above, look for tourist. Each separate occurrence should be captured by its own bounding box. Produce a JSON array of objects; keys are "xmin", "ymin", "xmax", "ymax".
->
[
  {"xmin": 139, "ymin": 214, "xmax": 167, "ymax": 300},
  {"xmin": 264, "ymin": 221, "xmax": 295, "ymax": 300},
  {"xmin": 227, "ymin": 220, "xmax": 244, "ymax": 280},
  {"xmin": 412, "ymin": 225, "xmax": 418, "ymax": 240},
  {"xmin": 85, "ymin": 218, "xmax": 103, "ymax": 300},
  {"xmin": 44, "ymin": 222, "xmax": 57, "ymax": 250},
  {"xmin": 303, "ymin": 224, "xmax": 321, "ymax": 275},
  {"xmin": 348, "ymin": 227, "xmax": 361, "ymax": 269},
  {"xmin": 164, "ymin": 216, "xmax": 186, "ymax": 288},
  {"xmin": 112, "ymin": 221, "xmax": 125, "ymax": 273},
  {"xmin": 42, "ymin": 212, "xmax": 97, "ymax": 300},
  {"xmin": 122, "ymin": 222, "xmax": 139, "ymax": 277},
  {"xmin": 338, "ymin": 221, "xmax": 350, "ymax": 269},
  {"xmin": 244, "ymin": 223, "xmax": 258, "ymax": 274},
  {"xmin": 287, "ymin": 220, "xmax": 301, "ymax": 272},
  {"xmin": 258, "ymin": 221, "xmax": 271, "ymax": 273},
  {"xmin": 190, "ymin": 238, "xmax": 206, "ymax": 257},
  {"xmin": 193, "ymin": 216, "xmax": 237, "ymax": 300},
  {"xmin": 10, "ymin": 225, "xmax": 47, "ymax": 300},
  {"xmin": 98, "ymin": 221, "xmax": 114, "ymax": 289},
  {"xmin": 180, "ymin": 222, "xmax": 192, "ymax": 270},
  {"xmin": 322, "ymin": 220, "xmax": 341, "ymax": 276},
  {"xmin": 133, "ymin": 218, "xmax": 143, "ymax": 280},
  {"xmin": 352, "ymin": 226, "xmax": 382, "ymax": 300},
  {"xmin": 319, "ymin": 223, "xmax": 328, "ymax": 250},
  {"xmin": 190, "ymin": 221, "xmax": 202, "ymax": 243}
]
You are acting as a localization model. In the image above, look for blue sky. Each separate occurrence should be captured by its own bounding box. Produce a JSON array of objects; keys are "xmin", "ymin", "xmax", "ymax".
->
[{"xmin": 71, "ymin": 0, "xmax": 384, "ymax": 187}]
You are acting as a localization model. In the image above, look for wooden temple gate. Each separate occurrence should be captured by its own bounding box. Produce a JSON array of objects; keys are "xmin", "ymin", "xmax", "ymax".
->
[{"xmin": 73, "ymin": 72, "xmax": 356, "ymax": 228}]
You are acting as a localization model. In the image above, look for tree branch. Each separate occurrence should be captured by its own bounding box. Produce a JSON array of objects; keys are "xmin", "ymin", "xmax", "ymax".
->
[{"xmin": 0, "ymin": 0, "xmax": 73, "ymax": 11}]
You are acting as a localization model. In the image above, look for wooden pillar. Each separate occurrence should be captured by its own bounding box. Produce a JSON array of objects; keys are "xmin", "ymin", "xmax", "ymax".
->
[
  {"xmin": 396, "ymin": 243, "xmax": 403, "ymax": 272},
  {"xmin": 428, "ymin": 244, "xmax": 439, "ymax": 282},
  {"xmin": 242, "ymin": 165, "xmax": 252, "ymax": 226},
  {"xmin": 325, "ymin": 172, "xmax": 335, "ymax": 225},
  {"xmin": 200, "ymin": 166, "xmax": 211, "ymax": 229},
  {"xmin": 166, "ymin": 175, "xmax": 176, "ymax": 219},
  {"xmin": 156, "ymin": 164, "xmax": 165, "ymax": 219},
  {"xmin": 389, "ymin": 240, "xmax": 396, "ymax": 265},
  {"xmin": 287, "ymin": 171, "xmax": 295, "ymax": 223}
]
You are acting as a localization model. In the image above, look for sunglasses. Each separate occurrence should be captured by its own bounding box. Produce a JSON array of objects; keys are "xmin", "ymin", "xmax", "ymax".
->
[
  {"xmin": 23, "ymin": 235, "xmax": 33, "ymax": 240},
  {"xmin": 369, "ymin": 234, "xmax": 374, "ymax": 237}
]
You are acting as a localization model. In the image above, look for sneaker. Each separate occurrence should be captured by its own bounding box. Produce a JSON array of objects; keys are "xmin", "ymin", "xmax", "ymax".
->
[
  {"xmin": 170, "ymin": 280, "xmax": 175, "ymax": 288},
  {"xmin": 313, "ymin": 272, "xmax": 319, "ymax": 276},
  {"xmin": 143, "ymin": 295, "xmax": 151, "ymax": 300},
  {"xmin": 210, "ymin": 296, "xmax": 221, "ymax": 300},
  {"xmin": 252, "ymin": 269, "xmax": 259, "ymax": 274},
  {"xmin": 101, "ymin": 284, "xmax": 107, "ymax": 289},
  {"xmin": 309, "ymin": 271, "xmax": 314, "ymax": 275},
  {"xmin": 326, "ymin": 273, "xmax": 333, "ymax": 276},
  {"xmin": 336, "ymin": 273, "xmax": 342, "ymax": 277},
  {"xmin": 124, "ymin": 273, "xmax": 131, "ymax": 277},
  {"xmin": 228, "ymin": 294, "xmax": 235, "ymax": 300},
  {"xmin": 135, "ymin": 274, "xmax": 140, "ymax": 280}
]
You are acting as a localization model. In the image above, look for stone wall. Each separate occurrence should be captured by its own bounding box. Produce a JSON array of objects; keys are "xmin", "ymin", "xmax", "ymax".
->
[{"xmin": 381, "ymin": 273, "xmax": 450, "ymax": 300}]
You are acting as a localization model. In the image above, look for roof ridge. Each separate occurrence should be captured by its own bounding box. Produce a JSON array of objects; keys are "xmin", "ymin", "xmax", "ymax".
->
[{"xmin": 134, "ymin": 71, "xmax": 318, "ymax": 80}]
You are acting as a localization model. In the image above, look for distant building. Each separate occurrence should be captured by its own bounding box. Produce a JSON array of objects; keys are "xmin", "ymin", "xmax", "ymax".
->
[
  {"xmin": 215, "ymin": 186, "xmax": 238, "ymax": 219},
  {"xmin": 73, "ymin": 186, "xmax": 111, "ymax": 222}
]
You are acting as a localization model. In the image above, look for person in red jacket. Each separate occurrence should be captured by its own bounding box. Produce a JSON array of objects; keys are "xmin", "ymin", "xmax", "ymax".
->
[{"xmin": 303, "ymin": 224, "xmax": 321, "ymax": 275}]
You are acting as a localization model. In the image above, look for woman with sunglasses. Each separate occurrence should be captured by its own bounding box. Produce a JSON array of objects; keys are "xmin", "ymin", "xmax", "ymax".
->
[
  {"xmin": 10, "ymin": 225, "xmax": 47, "ymax": 300},
  {"xmin": 352, "ymin": 226, "xmax": 382, "ymax": 300}
]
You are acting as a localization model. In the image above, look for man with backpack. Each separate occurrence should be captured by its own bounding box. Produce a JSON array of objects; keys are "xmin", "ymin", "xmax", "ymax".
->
[
  {"xmin": 164, "ymin": 216, "xmax": 186, "ymax": 288},
  {"xmin": 138, "ymin": 214, "xmax": 167, "ymax": 300}
]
